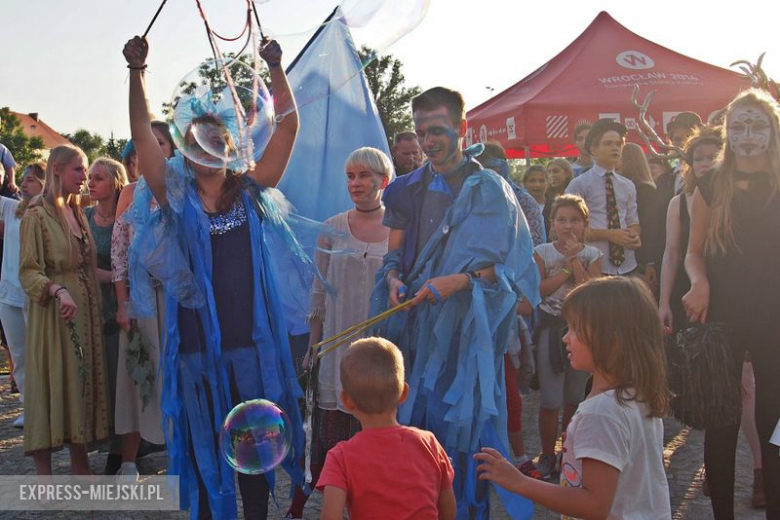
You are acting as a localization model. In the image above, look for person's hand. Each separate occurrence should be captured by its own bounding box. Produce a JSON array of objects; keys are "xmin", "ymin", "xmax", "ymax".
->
[
  {"xmin": 474, "ymin": 448, "xmax": 524, "ymax": 492},
  {"xmin": 259, "ymin": 38, "xmax": 282, "ymax": 67},
  {"xmin": 644, "ymin": 264, "xmax": 658, "ymax": 291},
  {"xmin": 683, "ymin": 281, "xmax": 709, "ymax": 324},
  {"xmin": 411, "ymin": 274, "xmax": 468, "ymax": 307},
  {"xmin": 560, "ymin": 233, "xmax": 583, "ymax": 260},
  {"xmin": 302, "ymin": 346, "xmax": 313, "ymax": 372},
  {"xmin": 659, "ymin": 302, "xmax": 673, "ymax": 333},
  {"xmin": 610, "ymin": 229, "xmax": 641, "ymax": 250},
  {"xmin": 57, "ymin": 291, "xmax": 78, "ymax": 323},
  {"xmin": 116, "ymin": 304, "xmax": 131, "ymax": 333},
  {"xmin": 388, "ymin": 277, "xmax": 408, "ymax": 307},
  {"xmin": 123, "ymin": 36, "xmax": 149, "ymax": 68}
]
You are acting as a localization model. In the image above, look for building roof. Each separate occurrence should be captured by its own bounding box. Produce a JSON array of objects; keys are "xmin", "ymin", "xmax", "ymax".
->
[{"xmin": 10, "ymin": 111, "xmax": 70, "ymax": 150}]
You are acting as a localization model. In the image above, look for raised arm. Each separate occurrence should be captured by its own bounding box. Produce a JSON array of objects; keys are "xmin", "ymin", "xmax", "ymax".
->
[
  {"xmin": 123, "ymin": 37, "xmax": 168, "ymax": 205},
  {"xmin": 246, "ymin": 39, "xmax": 299, "ymax": 187}
]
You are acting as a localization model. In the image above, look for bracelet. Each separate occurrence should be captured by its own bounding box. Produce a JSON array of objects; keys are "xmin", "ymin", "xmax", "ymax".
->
[
  {"xmin": 127, "ymin": 64, "xmax": 148, "ymax": 71},
  {"xmin": 54, "ymin": 287, "xmax": 68, "ymax": 299},
  {"xmin": 562, "ymin": 267, "xmax": 572, "ymax": 276}
]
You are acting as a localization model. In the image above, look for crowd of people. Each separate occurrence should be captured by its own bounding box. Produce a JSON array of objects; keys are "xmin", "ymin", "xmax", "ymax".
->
[{"xmin": 0, "ymin": 33, "xmax": 779, "ymax": 520}]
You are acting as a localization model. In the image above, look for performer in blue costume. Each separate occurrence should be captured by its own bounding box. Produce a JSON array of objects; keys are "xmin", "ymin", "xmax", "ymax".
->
[
  {"xmin": 371, "ymin": 87, "xmax": 540, "ymax": 519},
  {"xmin": 124, "ymin": 36, "xmax": 307, "ymax": 519}
]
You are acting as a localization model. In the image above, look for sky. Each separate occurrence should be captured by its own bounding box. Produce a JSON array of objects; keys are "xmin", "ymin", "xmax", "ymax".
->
[{"xmin": 2, "ymin": 0, "xmax": 779, "ymax": 140}]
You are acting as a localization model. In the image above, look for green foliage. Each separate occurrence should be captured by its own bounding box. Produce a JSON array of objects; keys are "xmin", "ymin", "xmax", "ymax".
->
[
  {"xmin": 104, "ymin": 133, "xmax": 129, "ymax": 161},
  {"xmin": 0, "ymin": 108, "xmax": 46, "ymax": 173},
  {"xmin": 359, "ymin": 47, "xmax": 421, "ymax": 147},
  {"xmin": 63, "ymin": 129, "xmax": 105, "ymax": 163}
]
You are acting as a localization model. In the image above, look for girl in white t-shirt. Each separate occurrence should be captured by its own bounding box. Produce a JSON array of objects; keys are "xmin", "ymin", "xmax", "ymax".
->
[
  {"xmin": 476, "ymin": 277, "xmax": 672, "ymax": 519},
  {"xmin": 532, "ymin": 194, "xmax": 602, "ymax": 479}
]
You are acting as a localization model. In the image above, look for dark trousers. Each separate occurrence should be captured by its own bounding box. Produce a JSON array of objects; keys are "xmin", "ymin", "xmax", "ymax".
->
[{"xmin": 704, "ymin": 324, "xmax": 780, "ymax": 519}]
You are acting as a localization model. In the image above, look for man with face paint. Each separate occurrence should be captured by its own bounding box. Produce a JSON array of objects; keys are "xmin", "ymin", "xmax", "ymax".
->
[
  {"xmin": 392, "ymin": 131, "xmax": 424, "ymax": 176},
  {"xmin": 684, "ymin": 89, "xmax": 780, "ymax": 518},
  {"xmin": 373, "ymin": 87, "xmax": 540, "ymax": 518}
]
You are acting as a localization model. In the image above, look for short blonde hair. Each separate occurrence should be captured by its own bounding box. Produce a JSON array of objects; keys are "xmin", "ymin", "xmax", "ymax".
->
[
  {"xmin": 344, "ymin": 147, "xmax": 394, "ymax": 178},
  {"xmin": 340, "ymin": 337, "xmax": 405, "ymax": 414}
]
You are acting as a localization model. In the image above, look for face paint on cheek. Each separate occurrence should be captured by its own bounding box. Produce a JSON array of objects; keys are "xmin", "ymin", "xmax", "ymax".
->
[{"xmin": 729, "ymin": 107, "xmax": 773, "ymax": 157}]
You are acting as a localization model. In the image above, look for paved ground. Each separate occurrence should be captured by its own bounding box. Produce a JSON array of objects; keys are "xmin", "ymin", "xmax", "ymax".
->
[{"xmin": 0, "ymin": 373, "xmax": 764, "ymax": 519}]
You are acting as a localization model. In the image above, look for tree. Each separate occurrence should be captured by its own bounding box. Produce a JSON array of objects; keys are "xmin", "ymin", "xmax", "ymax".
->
[
  {"xmin": 0, "ymin": 108, "xmax": 45, "ymax": 173},
  {"xmin": 63, "ymin": 129, "xmax": 104, "ymax": 163},
  {"xmin": 359, "ymin": 47, "xmax": 421, "ymax": 147},
  {"xmin": 104, "ymin": 133, "xmax": 128, "ymax": 161}
]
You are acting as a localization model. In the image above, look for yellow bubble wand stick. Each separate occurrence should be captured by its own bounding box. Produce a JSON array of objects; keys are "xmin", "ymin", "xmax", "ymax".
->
[{"xmin": 312, "ymin": 300, "xmax": 414, "ymax": 359}]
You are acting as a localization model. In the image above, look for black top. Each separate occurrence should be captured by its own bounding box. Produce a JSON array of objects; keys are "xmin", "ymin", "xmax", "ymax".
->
[
  {"xmin": 670, "ymin": 195, "xmax": 691, "ymax": 331},
  {"xmin": 698, "ymin": 170, "xmax": 780, "ymax": 324},
  {"xmin": 634, "ymin": 181, "xmax": 664, "ymax": 268},
  {"xmin": 179, "ymin": 199, "xmax": 255, "ymax": 353}
]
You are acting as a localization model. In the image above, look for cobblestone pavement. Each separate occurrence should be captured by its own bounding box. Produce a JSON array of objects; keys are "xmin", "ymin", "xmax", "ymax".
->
[{"xmin": 0, "ymin": 375, "xmax": 763, "ymax": 519}]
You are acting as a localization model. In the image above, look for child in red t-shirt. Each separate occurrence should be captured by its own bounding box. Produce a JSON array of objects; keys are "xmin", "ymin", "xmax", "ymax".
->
[{"xmin": 317, "ymin": 337, "xmax": 456, "ymax": 520}]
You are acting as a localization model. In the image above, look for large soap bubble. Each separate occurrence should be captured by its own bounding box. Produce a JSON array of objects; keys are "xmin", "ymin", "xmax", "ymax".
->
[
  {"xmin": 219, "ymin": 399, "xmax": 293, "ymax": 475},
  {"xmin": 169, "ymin": 58, "xmax": 275, "ymax": 171},
  {"xmin": 261, "ymin": 0, "xmax": 430, "ymax": 115}
]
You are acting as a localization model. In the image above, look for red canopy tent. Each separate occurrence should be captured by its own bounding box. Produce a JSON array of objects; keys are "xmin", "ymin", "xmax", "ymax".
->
[{"xmin": 466, "ymin": 11, "xmax": 750, "ymax": 158}]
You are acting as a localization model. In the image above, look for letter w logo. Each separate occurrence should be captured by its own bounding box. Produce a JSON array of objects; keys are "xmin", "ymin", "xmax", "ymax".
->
[{"xmin": 622, "ymin": 54, "xmax": 646, "ymax": 67}]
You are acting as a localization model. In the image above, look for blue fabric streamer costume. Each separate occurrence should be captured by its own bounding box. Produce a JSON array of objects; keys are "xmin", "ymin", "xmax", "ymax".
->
[
  {"xmin": 371, "ymin": 161, "xmax": 540, "ymax": 519},
  {"xmin": 129, "ymin": 154, "xmax": 309, "ymax": 519}
]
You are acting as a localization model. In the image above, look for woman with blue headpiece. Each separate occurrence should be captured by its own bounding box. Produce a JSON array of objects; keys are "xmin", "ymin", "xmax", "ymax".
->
[{"xmin": 123, "ymin": 34, "xmax": 305, "ymax": 519}]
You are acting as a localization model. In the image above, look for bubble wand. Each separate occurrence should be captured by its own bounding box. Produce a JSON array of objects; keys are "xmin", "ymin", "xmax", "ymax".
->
[
  {"xmin": 142, "ymin": 0, "xmax": 170, "ymax": 39},
  {"xmin": 313, "ymin": 300, "xmax": 414, "ymax": 359}
]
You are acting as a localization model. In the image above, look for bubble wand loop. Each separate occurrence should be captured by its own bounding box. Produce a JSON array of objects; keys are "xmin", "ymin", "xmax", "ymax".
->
[{"xmin": 142, "ymin": 0, "xmax": 170, "ymax": 39}]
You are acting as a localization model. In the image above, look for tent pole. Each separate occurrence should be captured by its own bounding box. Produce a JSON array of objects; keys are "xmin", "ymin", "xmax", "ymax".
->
[{"xmin": 525, "ymin": 146, "xmax": 531, "ymax": 166}]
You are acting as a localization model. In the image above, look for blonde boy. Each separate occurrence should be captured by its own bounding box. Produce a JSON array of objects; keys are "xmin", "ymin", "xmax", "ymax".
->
[{"xmin": 318, "ymin": 337, "xmax": 456, "ymax": 520}]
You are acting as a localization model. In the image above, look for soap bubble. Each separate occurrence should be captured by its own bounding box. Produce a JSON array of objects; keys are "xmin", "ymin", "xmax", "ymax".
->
[
  {"xmin": 169, "ymin": 58, "xmax": 275, "ymax": 171},
  {"xmin": 219, "ymin": 399, "xmax": 292, "ymax": 475},
  {"xmin": 260, "ymin": 0, "xmax": 430, "ymax": 115}
]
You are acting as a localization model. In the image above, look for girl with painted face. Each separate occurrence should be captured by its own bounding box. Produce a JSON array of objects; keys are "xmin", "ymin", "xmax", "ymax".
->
[
  {"xmin": 286, "ymin": 147, "xmax": 391, "ymax": 518},
  {"xmin": 684, "ymin": 89, "xmax": 780, "ymax": 518},
  {"xmin": 0, "ymin": 163, "xmax": 45, "ymax": 430},
  {"xmin": 124, "ymin": 34, "xmax": 304, "ymax": 519},
  {"xmin": 19, "ymin": 145, "xmax": 111, "ymax": 475}
]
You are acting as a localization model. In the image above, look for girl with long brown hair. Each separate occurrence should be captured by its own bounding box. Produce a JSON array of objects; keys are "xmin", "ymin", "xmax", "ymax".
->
[
  {"xmin": 684, "ymin": 88, "xmax": 780, "ymax": 517},
  {"xmin": 476, "ymin": 277, "xmax": 671, "ymax": 518}
]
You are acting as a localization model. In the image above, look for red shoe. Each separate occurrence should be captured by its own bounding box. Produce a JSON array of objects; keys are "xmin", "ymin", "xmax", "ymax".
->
[{"xmin": 517, "ymin": 460, "xmax": 545, "ymax": 481}]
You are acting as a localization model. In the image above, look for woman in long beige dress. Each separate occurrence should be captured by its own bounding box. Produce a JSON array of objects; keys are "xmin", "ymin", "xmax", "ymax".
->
[{"xmin": 19, "ymin": 144, "xmax": 110, "ymax": 475}]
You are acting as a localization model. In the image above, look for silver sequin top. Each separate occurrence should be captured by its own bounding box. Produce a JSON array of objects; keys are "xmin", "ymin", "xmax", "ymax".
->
[{"xmin": 208, "ymin": 199, "xmax": 247, "ymax": 235}]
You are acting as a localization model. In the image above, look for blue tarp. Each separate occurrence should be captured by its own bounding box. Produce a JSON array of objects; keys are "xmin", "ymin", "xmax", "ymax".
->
[{"xmin": 279, "ymin": 8, "xmax": 391, "ymax": 221}]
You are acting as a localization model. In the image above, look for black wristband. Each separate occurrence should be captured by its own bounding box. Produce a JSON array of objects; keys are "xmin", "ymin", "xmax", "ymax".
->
[{"xmin": 127, "ymin": 64, "xmax": 148, "ymax": 71}]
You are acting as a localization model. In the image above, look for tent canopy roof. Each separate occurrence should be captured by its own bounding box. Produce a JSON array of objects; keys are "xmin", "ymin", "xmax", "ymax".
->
[{"xmin": 466, "ymin": 11, "xmax": 748, "ymax": 158}]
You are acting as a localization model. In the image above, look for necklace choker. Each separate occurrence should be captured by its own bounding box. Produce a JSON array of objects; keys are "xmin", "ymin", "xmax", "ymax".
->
[{"xmin": 355, "ymin": 205, "xmax": 382, "ymax": 213}]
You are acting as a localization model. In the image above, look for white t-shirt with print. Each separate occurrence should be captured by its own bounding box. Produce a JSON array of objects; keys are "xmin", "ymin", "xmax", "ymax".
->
[{"xmin": 560, "ymin": 389, "xmax": 671, "ymax": 519}]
